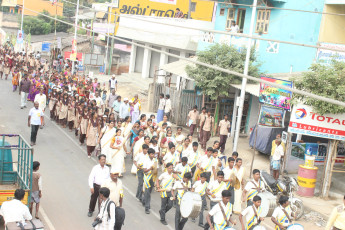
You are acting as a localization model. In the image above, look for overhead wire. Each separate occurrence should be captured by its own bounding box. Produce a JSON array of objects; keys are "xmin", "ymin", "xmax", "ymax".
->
[
  {"xmin": 21, "ymin": 6, "xmax": 345, "ymax": 108},
  {"xmin": 58, "ymin": 0, "xmax": 345, "ymax": 53}
]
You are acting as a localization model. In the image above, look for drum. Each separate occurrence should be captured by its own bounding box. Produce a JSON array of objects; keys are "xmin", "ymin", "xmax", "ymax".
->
[
  {"xmin": 252, "ymin": 225, "xmax": 267, "ymax": 230},
  {"xmin": 257, "ymin": 192, "xmax": 277, "ymax": 217},
  {"xmin": 224, "ymin": 227, "xmax": 236, "ymax": 230},
  {"xmin": 287, "ymin": 224, "xmax": 304, "ymax": 230},
  {"xmin": 180, "ymin": 192, "xmax": 202, "ymax": 218}
]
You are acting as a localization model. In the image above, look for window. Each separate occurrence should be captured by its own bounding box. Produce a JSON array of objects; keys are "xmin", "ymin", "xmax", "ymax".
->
[
  {"xmin": 220, "ymin": 8, "xmax": 225, "ymax": 16},
  {"xmin": 226, "ymin": 8, "xmax": 236, "ymax": 29},
  {"xmin": 191, "ymin": 2, "xmax": 197, "ymax": 12},
  {"xmin": 255, "ymin": 9, "xmax": 270, "ymax": 34}
]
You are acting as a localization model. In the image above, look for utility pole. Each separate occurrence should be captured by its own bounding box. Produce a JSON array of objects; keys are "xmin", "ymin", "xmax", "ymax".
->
[
  {"xmin": 188, "ymin": 0, "xmax": 192, "ymax": 19},
  {"xmin": 20, "ymin": 0, "xmax": 25, "ymax": 50},
  {"xmin": 108, "ymin": 5, "xmax": 114, "ymax": 75},
  {"xmin": 72, "ymin": 0, "xmax": 80, "ymax": 74},
  {"xmin": 91, "ymin": 11, "xmax": 96, "ymax": 54},
  {"xmin": 233, "ymin": 0, "xmax": 258, "ymax": 152},
  {"xmin": 104, "ymin": 6, "xmax": 110, "ymax": 74}
]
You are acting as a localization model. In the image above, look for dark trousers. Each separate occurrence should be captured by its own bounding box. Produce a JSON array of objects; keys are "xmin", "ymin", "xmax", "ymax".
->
[
  {"xmin": 89, "ymin": 183, "xmax": 100, "ymax": 212},
  {"xmin": 79, "ymin": 134, "xmax": 86, "ymax": 144},
  {"xmin": 210, "ymin": 201, "xmax": 218, "ymax": 210},
  {"xmin": 205, "ymin": 172, "xmax": 211, "ymax": 183},
  {"xmin": 191, "ymin": 166, "xmax": 196, "ymax": 176},
  {"xmin": 160, "ymin": 191, "xmax": 173, "ymax": 221},
  {"xmin": 201, "ymin": 130, "xmax": 210, "ymax": 149},
  {"xmin": 87, "ymin": 146, "xmax": 95, "ymax": 156},
  {"xmin": 175, "ymin": 203, "xmax": 188, "ymax": 230},
  {"xmin": 229, "ymin": 186, "xmax": 235, "ymax": 205},
  {"xmin": 219, "ymin": 135, "xmax": 227, "ymax": 153},
  {"xmin": 197, "ymin": 195, "xmax": 207, "ymax": 225},
  {"xmin": 144, "ymin": 177, "xmax": 154, "ymax": 211},
  {"xmin": 30, "ymin": 125, "xmax": 39, "ymax": 144},
  {"xmin": 136, "ymin": 169, "xmax": 144, "ymax": 201},
  {"xmin": 189, "ymin": 124, "xmax": 196, "ymax": 136}
]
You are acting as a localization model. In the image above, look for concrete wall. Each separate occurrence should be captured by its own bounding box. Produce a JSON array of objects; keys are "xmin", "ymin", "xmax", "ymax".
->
[
  {"xmin": 319, "ymin": 4, "xmax": 345, "ymax": 44},
  {"xmin": 149, "ymin": 46, "xmax": 161, "ymax": 78},
  {"xmin": 135, "ymin": 46, "xmax": 145, "ymax": 73},
  {"xmin": 0, "ymin": 12, "xmax": 19, "ymax": 28},
  {"xmin": 168, "ymin": 49, "xmax": 179, "ymax": 63}
]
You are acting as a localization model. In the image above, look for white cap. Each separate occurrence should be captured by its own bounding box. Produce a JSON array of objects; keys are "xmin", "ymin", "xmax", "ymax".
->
[
  {"xmin": 111, "ymin": 167, "xmax": 120, "ymax": 174},
  {"xmin": 124, "ymin": 97, "xmax": 128, "ymax": 101},
  {"xmin": 112, "ymin": 74, "xmax": 115, "ymax": 77}
]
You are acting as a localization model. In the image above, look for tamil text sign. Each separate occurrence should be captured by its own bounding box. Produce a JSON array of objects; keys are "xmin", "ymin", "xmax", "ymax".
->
[
  {"xmin": 259, "ymin": 76, "xmax": 293, "ymax": 111},
  {"xmin": 316, "ymin": 43, "xmax": 345, "ymax": 64},
  {"xmin": 288, "ymin": 104, "xmax": 345, "ymax": 141}
]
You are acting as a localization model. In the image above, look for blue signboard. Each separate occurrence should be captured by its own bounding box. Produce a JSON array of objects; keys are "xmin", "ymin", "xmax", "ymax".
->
[{"xmin": 42, "ymin": 43, "xmax": 51, "ymax": 52}]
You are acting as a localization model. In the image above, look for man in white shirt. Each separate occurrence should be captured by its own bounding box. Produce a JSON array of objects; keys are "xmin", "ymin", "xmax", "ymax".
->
[
  {"xmin": 109, "ymin": 74, "xmax": 118, "ymax": 91},
  {"xmin": 101, "ymin": 170, "xmax": 124, "ymax": 207},
  {"xmin": 223, "ymin": 157, "xmax": 236, "ymax": 205},
  {"xmin": 119, "ymin": 98, "xmax": 130, "ymax": 120},
  {"xmin": 164, "ymin": 94, "xmax": 172, "ymax": 119},
  {"xmin": 192, "ymin": 172, "xmax": 209, "ymax": 227},
  {"xmin": 271, "ymin": 196, "xmax": 294, "ymax": 230},
  {"xmin": 197, "ymin": 147, "xmax": 214, "ymax": 182},
  {"xmin": 0, "ymin": 189, "xmax": 32, "ymax": 226},
  {"xmin": 218, "ymin": 114, "xmax": 230, "ymax": 154},
  {"xmin": 207, "ymin": 171, "xmax": 227, "ymax": 209},
  {"xmin": 271, "ymin": 139, "xmax": 284, "ymax": 180},
  {"xmin": 88, "ymin": 154, "xmax": 110, "ymax": 217},
  {"xmin": 112, "ymin": 96, "xmax": 122, "ymax": 121},
  {"xmin": 143, "ymin": 148, "xmax": 157, "ymax": 214},
  {"xmin": 188, "ymin": 142, "xmax": 200, "ymax": 175},
  {"xmin": 187, "ymin": 105, "xmax": 199, "ymax": 136},
  {"xmin": 157, "ymin": 93, "xmax": 165, "ymax": 123},
  {"xmin": 28, "ymin": 101, "xmax": 44, "ymax": 146},
  {"xmin": 174, "ymin": 157, "xmax": 191, "ymax": 180},
  {"xmin": 34, "ymin": 88, "xmax": 47, "ymax": 112},
  {"xmin": 156, "ymin": 163, "xmax": 175, "ymax": 225},
  {"xmin": 94, "ymin": 187, "xmax": 115, "ymax": 230},
  {"xmin": 134, "ymin": 144, "xmax": 149, "ymax": 203},
  {"xmin": 242, "ymin": 169, "xmax": 265, "ymax": 206},
  {"xmin": 240, "ymin": 195, "xmax": 264, "ymax": 230},
  {"xmin": 206, "ymin": 190, "xmax": 236, "ymax": 230},
  {"xmin": 230, "ymin": 20, "xmax": 240, "ymax": 33}
]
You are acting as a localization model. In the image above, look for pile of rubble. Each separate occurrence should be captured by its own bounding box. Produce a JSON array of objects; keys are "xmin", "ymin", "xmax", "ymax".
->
[{"xmin": 302, "ymin": 211, "xmax": 327, "ymax": 227}]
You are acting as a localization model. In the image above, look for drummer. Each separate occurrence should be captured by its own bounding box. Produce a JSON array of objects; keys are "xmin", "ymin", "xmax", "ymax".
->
[
  {"xmin": 206, "ymin": 190, "xmax": 236, "ymax": 230},
  {"xmin": 156, "ymin": 163, "xmax": 175, "ymax": 226},
  {"xmin": 271, "ymin": 196, "xmax": 294, "ymax": 230},
  {"xmin": 207, "ymin": 171, "xmax": 227, "ymax": 210},
  {"xmin": 191, "ymin": 172, "xmax": 209, "ymax": 228},
  {"xmin": 239, "ymin": 195, "xmax": 264, "ymax": 230},
  {"xmin": 171, "ymin": 172, "xmax": 192, "ymax": 230},
  {"xmin": 174, "ymin": 157, "xmax": 191, "ymax": 180},
  {"xmin": 223, "ymin": 157, "xmax": 236, "ymax": 205},
  {"xmin": 242, "ymin": 169, "xmax": 265, "ymax": 206}
]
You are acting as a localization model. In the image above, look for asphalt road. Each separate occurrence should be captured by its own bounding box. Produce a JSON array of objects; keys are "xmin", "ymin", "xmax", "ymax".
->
[{"xmin": 0, "ymin": 79, "xmax": 299, "ymax": 230}]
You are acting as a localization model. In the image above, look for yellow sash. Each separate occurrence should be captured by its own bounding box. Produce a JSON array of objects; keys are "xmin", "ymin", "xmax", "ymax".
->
[
  {"xmin": 214, "ymin": 203, "xmax": 232, "ymax": 230},
  {"xmin": 274, "ymin": 207, "xmax": 290, "ymax": 230},
  {"xmin": 177, "ymin": 165, "xmax": 191, "ymax": 180},
  {"xmin": 247, "ymin": 181, "xmax": 262, "ymax": 201},
  {"xmin": 211, "ymin": 181, "xmax": 225, "ymax": 196},
  {"xmin": 176, "ymin": 181, "xmax": 191, "ymax": 205},
  {"xmin": 247, "ymin": 206, "xmax": 262, "ymax": 230},
  {"xmin": 144, "ymin": 172, "xmax": 152, "ymax": 189},
  {"xmin": 198, "ymin": 182, "xmax": 208, "ymax": 196},
  {"xmin": 160, "ymin": 176, "xmax": 174, "ymax": 198},
  {"xmin": 190, "ymin": 152, "xmax": 199, "ymax": 168},
  {"xmin": 204, "ymin": 157, "xmax": 214, "ymax": 171}
]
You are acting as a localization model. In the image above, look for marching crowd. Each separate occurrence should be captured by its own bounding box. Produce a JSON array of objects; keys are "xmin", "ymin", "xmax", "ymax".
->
[{"xmin": 0, "ymin": 43, "xmax": 343, "ymax": 230}]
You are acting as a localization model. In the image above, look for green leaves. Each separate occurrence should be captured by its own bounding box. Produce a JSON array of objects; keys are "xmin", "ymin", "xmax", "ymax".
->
[
  {"xmin": 185, "ymin": 43, "xmax": 261, "ymax": 100},
  {"xmin": 293, "ymin": 60, "xmax": 345, "ymax": 115}
]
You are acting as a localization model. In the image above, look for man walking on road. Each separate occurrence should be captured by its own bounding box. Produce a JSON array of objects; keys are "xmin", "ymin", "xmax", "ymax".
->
[
  {"xmin": 28, "ymin": 102, "xmax": 44, "ymax": 146},
  {"xmin": 88, "ymin": 154, "xmax": 110, "ymax": 217},
  {"xmin": 119, "ymin": 98, "xmax": 130, "ymax": 120},
  {"xmin": 164, "ymin": 94, "xmax": 172, "ymax": 119},
  {"xmin": 94, "ymin": 187, "xmax": 116, "ymax": 230},
  {"xmin": 102, "ymin": 169, "xmax": 124, "ymax": 207},
  {"xmin": 109, "ymin": 74, "xmax": 118, "ymax": 92},
  {"xmin": 218, "ymin": 114, "xmax": 230, "ymax": 154},
  {"xmin": 187, "ymin": 105, "xmax": 199, "ymax": 137},
  {"xmin": 34, "ymin": 88, "xmax": 47, "ymax": 113},
  {"xmin": 107, "ymin": 89, "xmax": 118, "ymax": 109},
  {"xmin": 19, "ymin": 74, "xmax": 31, "ymax": 109}
]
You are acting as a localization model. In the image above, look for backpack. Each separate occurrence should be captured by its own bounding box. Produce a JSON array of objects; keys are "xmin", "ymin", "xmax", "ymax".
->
[{"xmin": 107, "ymin": 201, "xmax": 125, "ymax": 229}]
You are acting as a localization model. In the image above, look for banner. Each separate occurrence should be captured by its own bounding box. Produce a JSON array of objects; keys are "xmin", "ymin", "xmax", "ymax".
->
[
  {"xmin": 259, "ymin": 76, "xmax": 293, "ymax": 111},
  {"xmin": 70, "ymin": 39, "xmax": 77, "ymax": 61},
  {"xmin": 42, "ymin": 43, "xmax": 51, "ymax": 52},
  {"xmin": 64, "ymin": 52, "xmax": 83, "ymax": 62},
  {"xmin": 258, "ymin": 105, "xmax": 285, "ymax": 128},
  {"xmin": 17, "ymin": 30, "xmax": 23, "ymax": 44},
  {"xmin": 57, "ymin": 37, "xmax": 62, "ymax": 49},
  {"xmin": 288, "ymin": 104, "xmax": 345, "ymax": 141}
]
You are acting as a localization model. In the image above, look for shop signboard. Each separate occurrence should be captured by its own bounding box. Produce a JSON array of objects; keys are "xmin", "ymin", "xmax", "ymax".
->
[
  {"xmin": 259, "ymin": 76, "xmax": 293, "ymax": 111},
  {"xmin": 258, "ymin": 105, "xmax": 285, "ymax": 128},
  {"xmin": 288, "ymin": 104, "xmax": 345, "ymax": 141}
]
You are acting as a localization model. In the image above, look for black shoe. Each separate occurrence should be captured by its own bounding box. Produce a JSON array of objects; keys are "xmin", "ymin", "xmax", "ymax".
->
[
  {"xmin": 198, "ymin": 223, "xmax": 204, "ymax": 228},
  {"xmin": 145, "ymin": 209, "xmax": 150, "ymax": 214},
  {"xmin": 191, "ymin": 218, "xmax": 196, "ymax": 223},
  {"xmin": 87, "ymin": 212, "xmax": 93, "ymax": 217},
  {"xmin": 20, "ymin": 107, "xmax": 23, "ymax": 109},
  {"xmin": 160, "ymin": 220, "xmax": 168, "ymax": 225}
]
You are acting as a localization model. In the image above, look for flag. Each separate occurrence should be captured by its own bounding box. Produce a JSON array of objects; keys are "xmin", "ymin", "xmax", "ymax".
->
[
  {"xmin": 17, "ymin": 30, "xmax": 24, "ymax": 44},
  {"xmin": 70, "ymin": 39, "xmax": 77, "ymax": 61}
]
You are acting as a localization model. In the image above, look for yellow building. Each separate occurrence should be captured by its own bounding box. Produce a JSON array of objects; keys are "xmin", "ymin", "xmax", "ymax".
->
[
  {"xmin": 109, "ymin": 0, "xmax": 215, "ymax": 34},
  {"xmin": 2, "ymin": 0, "xmax": 63, "ymax": 17},
  {"xmin": 319, "ymin": 3, "xmax": 345, "ymax": 44}
]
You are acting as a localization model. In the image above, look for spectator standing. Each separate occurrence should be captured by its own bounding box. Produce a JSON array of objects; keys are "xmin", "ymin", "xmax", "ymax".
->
[
  {"xmin": 218, "ymin": 114, "xmax": 230, "ymax": 154},
  {"xmin": 34, "ymin": 88, "xmax": 47, "ymax": 113},
  {"xmin": 107, "ymin": 89, "xmax": 118, "ymax": 109},
  {"xmin": 198, "ymin": 107, "xmax": 206, "ymax": 142},
  {"xmin": 119, "ymin": 98, "xmax": 130, "ymax": 120},
  {"xmin": 30, "ymin": 161, "xmax": 42, "ymax": 219},
  {"xmin": 200, "ymin": 110, "xmax": 214, "ymax": 150},
  {"xmin": 19, "ymin": 74, "xmax": 31, "ymax": 109},
  {"xmin": 109, "ymin": 74, "xmax": 118, "ymax": 92},
  {"xmin": 174, "ymin": 8, "xmax": 184, "ymax": 18},
  {"xmin": 112, "ymin": 96, "xmax": 122, "ymax": 121},
  {"xmin": 187, "ymin": 105, "xmax": 199, "ymax": 137},
  {"xmin": 230, "ymin": 20, "xmax": 240, "ymax": 33},
  {"xmin": 0, "ymin": 189, "xmax": 32, "ymax": 226},
  {"xmin": 271, "ymin": 139, "xmax": 284, "ymax": 180},
  {"xmin": 164, "ymin": 94, "xmax": 172, "ymax": 119},
  {"xmin": 88, "ymin": 154, "xmax": 110, "ymax": 217},
  {"xmin": 157, "ymin": 93, "xmax": 165, "ymax": 123},
  {"xmin": 28, "ymin": 101, "xmax": 44, "ymax": 146}
]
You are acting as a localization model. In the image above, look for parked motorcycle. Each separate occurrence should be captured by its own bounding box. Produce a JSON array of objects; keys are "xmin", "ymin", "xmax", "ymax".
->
[{"xmin": 260, "ymin": 170, "xmax": 304, "ymax": 220}]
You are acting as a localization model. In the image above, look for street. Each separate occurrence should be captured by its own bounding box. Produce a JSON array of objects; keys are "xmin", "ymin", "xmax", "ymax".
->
[{"xmin": 0, "ymin": 79, "xmax": 322, "ymax": 230}]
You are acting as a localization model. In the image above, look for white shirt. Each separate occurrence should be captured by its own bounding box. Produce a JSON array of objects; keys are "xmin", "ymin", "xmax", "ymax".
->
[
  {"xmin": 95, "ymin": 199, "xmax": 115, "ymax": 230},
  {"xmin": 272, "ymin": 205, "xmax": 292, "ymax": 227},
  {"xmin": 163, "ymin": 151, "xmax": 180, "ymax": 166},
  {"xmin": 158, "ymin": 98, "xmax": 165, "ymax": 110},
  {"xmin": 34, "ymin": 94, "xmax": 47, "ymax": 111},
  {"xmin": 95, "ymin": 97, "xmax": 104, "ymax": 107},
  {"xmin": 209, "ymin": 201, "xmax": 233, "ymax": 225},
  {"xmin": 29, "ymin": 107, "xmax": 44, "ymax": 125},
  {"xmin": 164, "ymin": 99, "xmax": 172, "ymax": 113},
  {"xmin": 0, "ymin": 199, "xmax": 32, "ymax": 225},
  {"xmin": 188, "ymin": 150, "xmax": 200, "ymax": 167},
  {"xmin": 272, "ymin": 144, "xmax": 284, "ymax": 161},
  {"xmin": 119, "ymin": 102, "xmax": 130, "ymax": 119},
  {"xmin": 88, "ymin": 164, "xmax": 110, "ymax": 188},
  {"xmin": 193, "ymin": 180, "xmax": 208, "ymax": 196},
  {"xmin": 230, "ymin": 25, "xmax": 239, "ymax": 33},
  {"xmin": 223, "ymin": 167, "xmax": 235, "ymax": 188},
  {"xmin": 244, "ymin": 179, "xmax": 265, "ymax": 201},
  {"xmin": 174, "ymin": 163, "xmax": 191, "ymax": 176},
  {"xmin": 134, "ymin": 152, "xmax": 148, "ymax": 168},
  {"xmin": 208, "ymin": 180, "xmax": 226, "ymax": 202},
  {"xmin": 198, "ymin": 155, "xmax": 214, "ymax": 172},
  {"xmin": 173, "ymin": 180, "xmax": 191, "ymax": 203},
  {"xmin": 109, "ymin": 78, "xmax": 117, "ymax": 89},
  {"xmin": 241, "ymin": 205, "xmax": 264, "ymax": 226},
  {"xmin": 158, "ymin": 172, "xmax": 174, "ymax": 192},
  {"xmin": 143, "ymin": 157, "xmax": 156, "ymax": 173}
]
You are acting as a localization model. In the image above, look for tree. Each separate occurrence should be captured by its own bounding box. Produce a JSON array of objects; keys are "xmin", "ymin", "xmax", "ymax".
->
[
  {"xmin": 293, "ymin": 60, "xmax": 345, "ymax": 115},
  {"xmin": 186, "ymin": 43, "xmax": 261, "ymax": 100},
  {"xmin": 23, "ymin": 17, "xmax": 52, "ymax": 35}
]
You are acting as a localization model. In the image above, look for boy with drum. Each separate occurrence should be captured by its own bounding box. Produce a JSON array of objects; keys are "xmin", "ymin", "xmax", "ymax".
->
[
  {"xmin": 174, "ymin": 157, "xmax": 191, "ymax": 180},
  {"xmin": 242, "ymin": 169, "xmax": 265, "ymax": 206},
  {"xmin": 192, "ymin": 172, "xmax": 209, "ymax": 228},
  {"xmin": 207, "ymin": 171, "xmax": 227, "ymax": 210},
  {"xmin": 271, "ymin": 196, "xmax": 294, "ymax": 230},
  {"xmin": 171, "ymin": 172, "xmax": 192, "ymax": 230},
  {"xmin": 239, "ymin": 195, "xmax": 265, "ymax": 230},
  {"xmin": 206, "ymin": 190, "xmax": 236, "ymax": 230}
]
